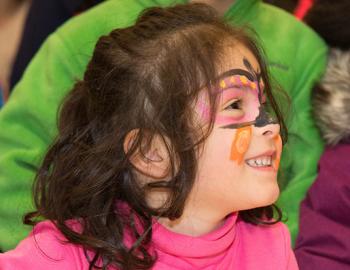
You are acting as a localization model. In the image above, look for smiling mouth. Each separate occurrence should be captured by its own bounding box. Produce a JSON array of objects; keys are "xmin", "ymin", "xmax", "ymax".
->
[
  {"xmin": 246, "ymin": 155, "xmax": 272, "ymax": 167},
  {"xmin": 245, "ymin": 153, "xmax": 277, "ymax": 171}
]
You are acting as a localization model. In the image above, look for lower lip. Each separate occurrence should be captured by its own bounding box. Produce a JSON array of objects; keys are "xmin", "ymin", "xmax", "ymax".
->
[{"xmin": 245, "ymin": 163, "xmax": 277, "ymax": 172}]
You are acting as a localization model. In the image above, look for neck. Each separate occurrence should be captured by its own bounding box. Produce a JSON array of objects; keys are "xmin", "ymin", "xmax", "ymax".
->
[
  {"xmin": 189, "ymin": 0, "xmax": 235, "ymax": 16},
  {"xmin": 158, "ymin": 192, "xmax": 234, "ymax": 236}
]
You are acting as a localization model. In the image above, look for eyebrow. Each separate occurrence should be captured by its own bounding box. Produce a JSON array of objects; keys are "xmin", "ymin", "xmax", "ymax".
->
[{"xmin": 218, "ymin": 68, "xmax": 255, "ymax": 82}]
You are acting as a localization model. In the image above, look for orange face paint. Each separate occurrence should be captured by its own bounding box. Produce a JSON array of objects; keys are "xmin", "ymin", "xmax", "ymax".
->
[
  {"xmin": 230, "ymin": 126, "xmax": 252, "ymax": 164},
  {"xmin": 273, "ymin": 135, "xmax": 282, "ymax": 170}
]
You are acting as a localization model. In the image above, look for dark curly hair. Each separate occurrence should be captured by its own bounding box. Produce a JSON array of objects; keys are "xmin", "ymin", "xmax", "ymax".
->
[{"xmin": 25, "ymin": 3, "xmax": 288, "ymax": 270}]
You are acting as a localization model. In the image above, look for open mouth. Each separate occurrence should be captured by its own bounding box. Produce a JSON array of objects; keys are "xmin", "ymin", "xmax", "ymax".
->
[
  {"xmin": 245, "ymin": 155, "xmax": 272, "ymax": 168},
  {"xmin": 245, "ymin": 151, "xmax": 277, "ymax": 171}
]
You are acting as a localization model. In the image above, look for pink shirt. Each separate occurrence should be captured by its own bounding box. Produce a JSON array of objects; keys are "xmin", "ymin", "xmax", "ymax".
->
[{"xmin": 0, "ymin": 214, "xmax": 298, "ymax": 269}]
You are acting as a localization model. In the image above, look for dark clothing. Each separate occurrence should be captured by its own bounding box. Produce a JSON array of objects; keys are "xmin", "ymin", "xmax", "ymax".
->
[
  {"xmin": 9, "ymin": 0, "xmax": 103, "ymax": 90},
  {"xmin": 295, "ymin": 144, "xmax": 350, "ymax": 269},
  {"xmin": 295, "ymin": 47, "xmax": 350, "ymax": 269}
]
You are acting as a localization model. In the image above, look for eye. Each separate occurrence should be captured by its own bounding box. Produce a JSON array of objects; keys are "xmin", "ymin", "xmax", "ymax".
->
[{"xmin": 224, "ymin": 99, "xmax": 242, "ymax": 111}]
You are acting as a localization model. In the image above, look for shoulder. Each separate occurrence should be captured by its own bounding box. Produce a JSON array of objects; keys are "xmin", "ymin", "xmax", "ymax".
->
[
  {"xmin": 258, "ymin": 1, "xmax": 324, "ymax": 45},
  {"xmin": 231, "ymin": 1, "xmax": 327, "ymax": 93},
  {"xmin": 0, "ymin": 221, "xmax": 87, "ymax": 270},
  {"xmin": 29, "ymin": 220, "xmax": 82, "ymax": 259}
]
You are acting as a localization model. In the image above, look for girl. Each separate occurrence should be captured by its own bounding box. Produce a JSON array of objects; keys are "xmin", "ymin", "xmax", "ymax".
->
[{"xmin": 0, "ymin": 3, "xmax": 298, "ymax": 269}]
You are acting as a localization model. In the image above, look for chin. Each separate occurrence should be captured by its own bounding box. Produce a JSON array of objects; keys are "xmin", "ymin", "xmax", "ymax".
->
[{"xmin": 251, "ymin": 184, "xmax": 280, "ymax": 208}]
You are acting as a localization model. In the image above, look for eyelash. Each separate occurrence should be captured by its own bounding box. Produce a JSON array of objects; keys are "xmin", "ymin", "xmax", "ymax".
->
[{"xmin": 225, "ymin": 99, "xmax": 242, "ymax": 110}]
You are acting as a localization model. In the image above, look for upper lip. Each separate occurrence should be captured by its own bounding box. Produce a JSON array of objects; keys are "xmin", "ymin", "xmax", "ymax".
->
[{"xmin": 245, "ymin": 150, "xmax": 276, "ymax": 161}]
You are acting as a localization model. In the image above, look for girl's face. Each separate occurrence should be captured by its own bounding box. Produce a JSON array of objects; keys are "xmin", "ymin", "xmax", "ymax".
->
[{"xmin": 193, "ymin": 43, "xmax": 282, "ymax": 214}]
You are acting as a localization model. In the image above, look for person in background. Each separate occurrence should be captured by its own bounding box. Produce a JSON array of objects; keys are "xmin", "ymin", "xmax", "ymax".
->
[
  {"xmin": 0, "ymin": 0, "xmax": 30, "ymax": 107},
  {"xmin": 0, "ymin": 0, "xmax": 326, "ymax": 251},
  {"xmin": 0, "ymin": 0, "xmax": 103, "ymax": 109},
  {"xmin": 262, "ymin": 0, "xmax": 314, "ymax": 20},
  {"xmin": 295, "ymin": 1, "xmax": 350, "ymax": 269},
  {"xmin": 263, "ymin": 0, "xmax": 298, "ymax": 14},
  {"xmin": 8, "ymin": 0, "xmax": 104, "ymax": 92}
]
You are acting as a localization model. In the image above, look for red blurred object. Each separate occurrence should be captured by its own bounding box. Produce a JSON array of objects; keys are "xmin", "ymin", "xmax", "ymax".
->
[{"xmin": 295, "ymin": 0, "xmax": 314, "ymax": 19}]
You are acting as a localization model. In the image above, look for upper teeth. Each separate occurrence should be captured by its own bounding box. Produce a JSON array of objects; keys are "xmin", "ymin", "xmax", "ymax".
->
[{"xmin": 246, "ymin": 156, "xmax": 272, "ymax": 167}]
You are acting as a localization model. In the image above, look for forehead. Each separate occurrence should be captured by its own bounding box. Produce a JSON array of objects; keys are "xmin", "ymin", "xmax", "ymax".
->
[{"xmin": 218, "ymin": 43, "xmax": 260, "ymax": 75}]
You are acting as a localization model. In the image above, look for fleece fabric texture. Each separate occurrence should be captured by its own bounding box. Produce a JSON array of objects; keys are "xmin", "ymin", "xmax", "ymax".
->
[
  {"xmin": 0, "ymin": 215, "xmax": 298, "ymax": 269},
  {"xmin": 0, "ymin": 0, "xmax": 326, "ymax": 250}
]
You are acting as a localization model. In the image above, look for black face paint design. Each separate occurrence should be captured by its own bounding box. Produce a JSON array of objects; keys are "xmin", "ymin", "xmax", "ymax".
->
[
  {"xmin": 243, "ymin": 57, "xmax": 263, "ymax": 104},
  {"xmin": 219, "ymin": 57, "xmax": 277, "ymax": 129},
  {"xmin": 254, "ymin": 105, "xmax": 278, "ymax": 127},
  {"xmin": 218, "ymin": 68, "xmax": 255, "ymax": 82}
]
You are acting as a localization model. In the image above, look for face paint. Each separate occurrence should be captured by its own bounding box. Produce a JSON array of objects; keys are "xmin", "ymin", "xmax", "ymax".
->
[
  {"xmin": 217, "ymin": 75, "xmax": 260, "ymax": 128},
  {"xmin": 196, "ymin": 96, "xmax": 211, "ymax": 122},
  {"xmin": 191, "ymin": 46, "xmax": 281, "ymax": 217},
  {"xmin": 196, "ymin": 57, "xmax": 280, "ymax": 167},
  {"xmin": 196, "ymin": 73, "xmax": 260, "ymax": 126},
  {"xmin": 230, "ymin": 125, "xmax": 252, "ymax": 164},
  {"xmin": 217, "ymin": 58, "xmax": 278, "ymax": 129},
  {"xmin": 273, "ymin": 135, "xmax": 282, "ymax": 170},
  {"xmin": 254, "ymin": 105, "xmax": 278, "ymax": 127},
  {"xmin": 216, "ymin": 58, "xmax": 279, "ymax": 165}
]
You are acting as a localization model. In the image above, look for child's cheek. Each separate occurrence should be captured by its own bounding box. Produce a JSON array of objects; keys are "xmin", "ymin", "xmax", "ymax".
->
[
  {"xmin": 273, "ymin": 135, "xmax": 282, "ymax": 170},
  {"xmin": 215, "ymin": 115, "xmax": 244, "ymax": 126},
  {"xmin": 230, "ymin": 126, "xmax": 252, "ymax": 164}
]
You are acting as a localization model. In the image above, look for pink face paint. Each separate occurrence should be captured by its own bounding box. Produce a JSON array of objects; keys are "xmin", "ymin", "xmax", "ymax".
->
[
  {"xmin": 217, "ymin": 89, "xmax": 260, "ymax": 126},
  {"xmin": 217, "ymin": 75, "xmax": 260, "ymax": 127},
  {"xmin": 196, "ymin": 75, "xmax": 261, "ymax": 127},
  {"xmin": 196, "ymin": 96, "xmax": 211, "ymax": 122}
]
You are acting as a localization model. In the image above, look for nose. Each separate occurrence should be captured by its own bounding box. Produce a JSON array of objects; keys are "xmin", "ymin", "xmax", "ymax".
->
[{"xmin": 255, "ymin": 122, "xmax": 280, "ymax": 138}]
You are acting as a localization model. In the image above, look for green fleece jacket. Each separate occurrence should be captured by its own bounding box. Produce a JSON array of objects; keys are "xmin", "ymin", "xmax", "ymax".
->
[{"xmin": 0, "ymin": 0, "xmax": 326, "ymax": 250}]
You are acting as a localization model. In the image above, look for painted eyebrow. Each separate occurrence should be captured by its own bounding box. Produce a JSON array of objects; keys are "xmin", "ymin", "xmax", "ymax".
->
[
  {"xmin": 217, "ymin": 68, "xmax": 255, "ymax": 82},
  {"xmin": 220, "ymin": 121, "xmax": 256, "ymax": 129}
]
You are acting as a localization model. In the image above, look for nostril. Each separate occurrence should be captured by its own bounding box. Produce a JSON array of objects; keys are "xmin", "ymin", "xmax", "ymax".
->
[{"xmin": 263, "ymin": 130, "xmax": 272, "ymax": 136}]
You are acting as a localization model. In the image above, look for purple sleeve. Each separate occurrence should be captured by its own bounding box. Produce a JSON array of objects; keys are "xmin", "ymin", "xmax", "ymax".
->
[
  {"xmin": 295, "ymin": 144, "xmax": 350, "ymax": 269},
  {"xmin": 0, "ymin": 221, "xmax": 84, "ymax": 269}
]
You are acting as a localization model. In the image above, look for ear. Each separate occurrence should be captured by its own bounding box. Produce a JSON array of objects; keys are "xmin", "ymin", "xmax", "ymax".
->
[{"xmin": 123, "ymin": 129, "xmax": 171, "ymax": 179}]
